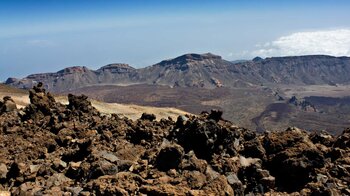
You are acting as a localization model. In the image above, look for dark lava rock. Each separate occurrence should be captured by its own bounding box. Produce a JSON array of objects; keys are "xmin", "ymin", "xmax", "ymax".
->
[
  {"xmin": 68, "ymin": 94, "xmax": 95, "ymax": 113},
  {"xmin": 207, "ymin": 109, "xmax": 223, "ymax": 122},
  {"xmin": 140, "ymin": 113, "xmax": 156, "ymax": 121},
  {"xmin": 156, "ymin": 144, "xmax": 184, "ymax": 171},
  {"xmin": 170, "ymin": 117, "xmax": 239, "ymax": 160},
  {"xmin": 334, "ymin": 128, "xmax": 350, "ymax": 149}
]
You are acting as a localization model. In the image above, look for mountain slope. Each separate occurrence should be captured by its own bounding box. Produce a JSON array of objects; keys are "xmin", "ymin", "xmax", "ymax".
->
[{"xmin": 137, "ymin": 53, "xmax": 235, "ymax": 88}]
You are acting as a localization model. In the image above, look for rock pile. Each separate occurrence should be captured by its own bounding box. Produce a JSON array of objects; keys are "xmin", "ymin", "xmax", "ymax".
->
[{"xmin": 0, "ymin": 84, "xmax": 350, "ymax": 195}]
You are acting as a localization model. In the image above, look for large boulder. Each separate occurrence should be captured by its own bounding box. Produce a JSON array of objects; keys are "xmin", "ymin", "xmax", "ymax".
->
[
  {"xmin": 0, "ymin": 96, "xmax": 17, "ymax": 114},
  {"xmin": 263, "ymin": 127, "xmax": 325, "ymax": 192},
  {"xmin": 156, "ymin": 144, "xmax": 184, "ymax": 171}
]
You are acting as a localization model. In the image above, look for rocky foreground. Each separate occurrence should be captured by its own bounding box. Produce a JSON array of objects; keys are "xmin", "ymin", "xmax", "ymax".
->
[{"xmin": 0, "ymin": 84, "xmax": 350, "ymax": 195}]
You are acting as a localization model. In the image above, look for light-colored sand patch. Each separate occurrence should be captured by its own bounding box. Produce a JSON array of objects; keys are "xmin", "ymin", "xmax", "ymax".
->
[{"xmin": 0, "ymin": 93, "xmax": 189, "ymax": 120}]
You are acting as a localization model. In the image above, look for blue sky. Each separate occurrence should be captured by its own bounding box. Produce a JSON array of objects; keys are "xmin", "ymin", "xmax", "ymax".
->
[{"xmin": 1, "ymin": 0, "xmax": 350, "ymax": 81}]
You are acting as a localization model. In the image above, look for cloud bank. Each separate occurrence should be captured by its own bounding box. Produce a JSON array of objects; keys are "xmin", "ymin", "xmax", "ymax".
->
[{"xmin": 252, "ymin": 29, "xmax": 350, "ymax": 57}]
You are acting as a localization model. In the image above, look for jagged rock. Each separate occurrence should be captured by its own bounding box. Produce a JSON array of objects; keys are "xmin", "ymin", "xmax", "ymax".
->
[
  {"xmin": 207, "ymin": 109, "xmax": 223, "ymax": 122},
  {"xmin": 140, "ymin": 113, "xmax": 156, "ymax": 121},
  {"xmin": 68, "ymin": 94, "xmax": 95, "ymax": 113}
]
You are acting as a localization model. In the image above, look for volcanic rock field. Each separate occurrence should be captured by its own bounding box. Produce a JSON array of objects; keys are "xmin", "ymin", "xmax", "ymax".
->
[{"xmin": 0, "ymin": 84, "xmax": 350, "ymax": 195}]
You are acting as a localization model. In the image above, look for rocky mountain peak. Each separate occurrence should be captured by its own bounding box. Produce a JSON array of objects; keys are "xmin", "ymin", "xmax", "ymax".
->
[
  {"xmin": 5, "ymin": 77, "xmax": 19, "ymax": 84},
  {"xmin": 158, "ymin": 53, "xmax": 222, "ymax": 67},
  {"xmin": 252, "ymin": 56, "xmax": 263, "ymax": 62},
  {"xmin": 97, "ymin": 63, "xmax": 135, "ymax": 73},
  {"xmin": 57, "ymin": 66, "xmax": 90, "ymax": 74}
]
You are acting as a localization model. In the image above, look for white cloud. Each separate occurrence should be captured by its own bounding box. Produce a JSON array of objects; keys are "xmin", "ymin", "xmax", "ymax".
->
[{"xmin": 252, "ymin": 29, "xmax": 350, "ymax": 57}]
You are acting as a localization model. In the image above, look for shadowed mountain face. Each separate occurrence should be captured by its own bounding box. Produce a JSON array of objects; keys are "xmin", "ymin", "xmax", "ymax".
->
[{"xmin": 5, "ymin": 53, "xmax": 350, "ymax": 92}]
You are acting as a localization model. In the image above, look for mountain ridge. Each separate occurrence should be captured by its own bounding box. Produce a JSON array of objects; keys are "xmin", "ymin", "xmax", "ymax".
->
[{"xmin": 5, "ymin": 53, "xmax": 350, "ymax": 92}]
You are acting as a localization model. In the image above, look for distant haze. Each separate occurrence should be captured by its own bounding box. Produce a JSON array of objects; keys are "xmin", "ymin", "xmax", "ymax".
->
[{"xmin": 1, "ymin": 0, "xmax": 350, "ymax": 81}]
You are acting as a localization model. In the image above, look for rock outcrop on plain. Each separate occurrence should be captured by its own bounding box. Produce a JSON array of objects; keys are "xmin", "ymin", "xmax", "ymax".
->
[
  {"xmin": 0, "ymin": 96, "xmax": 17, "ymax": 114},
  {"xmin": 5, "ymin": 54, "xmax": 350, "ymax": 92},
  {"xmin": 0, "ymin": 84, "xmax": 350, "ymax": 195}
]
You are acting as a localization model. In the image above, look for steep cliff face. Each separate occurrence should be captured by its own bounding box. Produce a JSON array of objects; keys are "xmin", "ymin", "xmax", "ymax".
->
[
  {"xmin": 5, "ymin": 54, "xmax": 350, "ymax": 92},
  {"xmin": 248, "ymin": 55, "xmax": 350, "ymax": 85}
]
